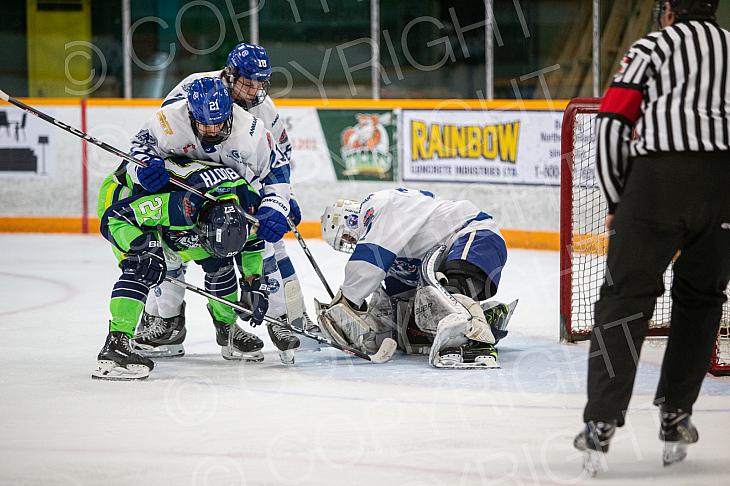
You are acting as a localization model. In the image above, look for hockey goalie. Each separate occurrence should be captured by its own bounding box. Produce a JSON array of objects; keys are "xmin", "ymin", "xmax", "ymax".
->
[{"xmin": 316, "ymin": 188, "xmax": 517, "ymax": 368}]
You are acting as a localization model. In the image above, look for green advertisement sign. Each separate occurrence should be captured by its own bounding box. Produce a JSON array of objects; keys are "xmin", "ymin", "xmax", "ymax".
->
[{"xmin": 318, "ymin": 109, "xmax": 397, "ymax": 181}]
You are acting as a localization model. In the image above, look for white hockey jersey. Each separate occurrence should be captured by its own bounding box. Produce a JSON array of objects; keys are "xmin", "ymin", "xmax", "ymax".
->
[
  {"xmin": 341, "ymin": 188, "xmax": 502, "ymax": 306},
  {"xmin": 163, "ymin": 71, "xmax": 293, "ymax": 171},
  {"xmin": 128, "ymin": 99, "xmax": 289, "ymax": 201}
]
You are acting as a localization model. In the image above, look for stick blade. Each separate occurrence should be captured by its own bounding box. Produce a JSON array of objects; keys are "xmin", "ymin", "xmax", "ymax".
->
[{"xmin": 369, "ymin": 337, "xmax": 397, "ymax": 364}]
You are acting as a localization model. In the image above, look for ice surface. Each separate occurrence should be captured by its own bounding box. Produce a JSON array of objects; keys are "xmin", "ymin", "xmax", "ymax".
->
[{"xmin": 0, "ymin": 234, "xmax": 728, "ymax": 485}]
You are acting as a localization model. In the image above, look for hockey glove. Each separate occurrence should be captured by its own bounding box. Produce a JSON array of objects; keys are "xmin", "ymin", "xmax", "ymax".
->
[
  {"xmin": 239, "ymin": 277, "xmax": 270, "ymax": 327},
  {"xmin": 289, "ymin": 197, "xmax": 302, "ymax": 226},
  {"xmin": 137, "ymin": 156, "xmax": 169, "ymax": 193},
  {"xmin": 122, "ymin": 233, "xmax": 166, "ymax": 287},
  {"xmin": 254, "ymin": 195, "xmax": 290, "ymax": 243}
]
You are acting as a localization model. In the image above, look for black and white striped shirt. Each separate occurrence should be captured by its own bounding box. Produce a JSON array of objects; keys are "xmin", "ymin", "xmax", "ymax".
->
[{"xmin": 595, "ymin": 20, "xmax": 730, "ymax": 212}]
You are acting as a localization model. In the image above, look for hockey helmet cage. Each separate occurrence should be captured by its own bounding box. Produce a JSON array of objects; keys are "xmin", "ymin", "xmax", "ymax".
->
[
  {"xmin": 321, "ymin": 199, "xmax": 362, "ymax": 253},
  {"xmin": 198, "ymin": 197, "xmax": 249, "ymax": 258}
]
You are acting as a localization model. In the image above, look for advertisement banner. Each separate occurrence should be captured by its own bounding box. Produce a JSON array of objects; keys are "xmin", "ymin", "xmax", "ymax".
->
[
  {"xmin": 318, "ymin": 109, "xmax": 397, "ymax": 181},
  {"xmin": 276, "ymin": 107, "xmax": 337, "ymax": 184},
  {"xmin": 401, "ymin": 109, "xmax": 562, "ymax": 185},
  {"xmin": 0, "ymin": 106, "xmax": 56, "ymax": 176}
]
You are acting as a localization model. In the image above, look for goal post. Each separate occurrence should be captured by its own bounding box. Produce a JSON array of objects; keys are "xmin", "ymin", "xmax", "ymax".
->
[{"xmin": 559, "ymin": 97, "xmax": 730, "ymax": 376}]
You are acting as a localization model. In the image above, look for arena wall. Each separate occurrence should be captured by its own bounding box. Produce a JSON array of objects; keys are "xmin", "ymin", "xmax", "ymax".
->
[{"xmin": 0, "ymin": 98, "xmax": 567, "ymax": 250}]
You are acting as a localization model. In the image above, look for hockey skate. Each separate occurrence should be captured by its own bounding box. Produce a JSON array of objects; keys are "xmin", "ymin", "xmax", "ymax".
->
[
  {"xmin": 573, "ymin": 420, "xmax": 616, "ymax": 477},
  {"xmin": 433, "ymin": 340, "xmax": 499, "ymax": 369},
  {"xmin": 267, "ymin": 319, "xmax": 300, "ymax": 365},
  {"xmin": 209, "ymin": 304, "xmax": 264, "ymax": 362},
  {"xmin": 481, "ymin": 300, "xmax": 518, "ymax": 342},
  {"xmin": 659, "ymin": 406, "xmax": 698, "ymax": 466},
  {"xmin": 132, "ymin": 304, "xmax": 186, "ymax": 358},
  {"xmin": 92, "ymin": 331, "xmax": 155, "ymax": 381}
]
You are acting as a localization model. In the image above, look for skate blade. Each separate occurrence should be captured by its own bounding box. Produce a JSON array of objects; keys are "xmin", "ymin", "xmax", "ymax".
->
[
  {"xmin": 278, "ymin": 349, "xmax": 295, "ymax": 365},
  {"xmin": 221, "ymin": 347, "xmax": 264, "ymax": 362},
  {"xmin": 663, "ymin": 441, "xmax": 688, "ymax": 466},
  {"xmin": 91, "ymin": 360, "xmax": 150, "ymax": 381},
  {"xmin": 433, "ymin": 354, "xmax": 500, "ymax": 369},
  {"xmin": 133, "ymin": 343, "xmax": 185, "ymax": 358},
  {"xmin": 582, "ymin": 449, "xmax": 608, "ymax": 477},
  {"xmin": 474, "ymin": 355, "xmax": 500, "ymax": 368}
]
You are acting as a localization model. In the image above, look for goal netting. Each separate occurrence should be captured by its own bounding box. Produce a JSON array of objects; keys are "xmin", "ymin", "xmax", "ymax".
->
[{"xmin": 559, "ymin": 98, "xmax": 730, "ymax": 376}]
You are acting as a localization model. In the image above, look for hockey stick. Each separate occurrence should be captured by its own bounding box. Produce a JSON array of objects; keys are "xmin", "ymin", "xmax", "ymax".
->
[
  {"xmin": 164, "ymin": 276, "xmax": 397, "ymax": 363},
  {"xmin": 286, "ymin": 218, "xmax": 335, "ymax": 299},
  {"xmin": 0, "ymin": 89, "xmax": 261, "ymax": 229}
]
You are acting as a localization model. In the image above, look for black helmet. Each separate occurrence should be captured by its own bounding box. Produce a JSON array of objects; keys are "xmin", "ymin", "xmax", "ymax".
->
[
  {"xmin": 198, "ymin": 198, "xmax": 249, "ymax": 258},
  {"xmin": 658, "ymin": 0, "xmax": 719, "ymax": 22}
]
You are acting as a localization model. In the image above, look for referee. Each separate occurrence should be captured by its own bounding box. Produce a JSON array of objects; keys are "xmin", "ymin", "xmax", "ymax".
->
[{"xmin": 573, "ymin": 0, "xmax": 730, "ymax": 471}]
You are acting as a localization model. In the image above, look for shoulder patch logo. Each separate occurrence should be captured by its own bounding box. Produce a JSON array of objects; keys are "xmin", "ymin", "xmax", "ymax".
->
[
  {"xmin": 133, "ymin": 129, "xmax": 157, "ymax": 146},
  {"xmin": 228, "ymin": 150, "xmax": 242, "ymax": 162},
  {"xmin": 618, "ymin": 55, "xmax": 631, "ymax": 75},
  {"xmin": 363, "ymin": 207, "xmax": 375, "ymax": 227}
]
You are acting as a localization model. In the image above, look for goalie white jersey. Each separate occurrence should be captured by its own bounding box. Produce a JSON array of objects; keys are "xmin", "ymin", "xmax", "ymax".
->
[
  {"xmin": 341, "ymin": 188, "xmax": 503, "ymax": 305},
  {"xmin": 163, "ymin": 70, "xmax": 293, "ymax": 171},
  {"xmin": 128, "ymin": 99, "xmax": 289, "ymax": 201}
]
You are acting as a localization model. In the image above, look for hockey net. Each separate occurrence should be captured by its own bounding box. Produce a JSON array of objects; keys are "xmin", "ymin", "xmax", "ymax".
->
[{"xmin": 559, "ymin": 98, "xmax": 730, "ymax": 376}]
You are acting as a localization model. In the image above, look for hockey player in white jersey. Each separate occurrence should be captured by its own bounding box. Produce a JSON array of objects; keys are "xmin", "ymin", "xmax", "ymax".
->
[
  {"xmin": 126, "ymin": 76, "xmax": 300, "ymax": 362},
  {"xmin": 317, "ymin": 188, "xmax": 515, "ymax": 368},
  {"xmin": 136, "ymin": 44, "xmax": 310, "ymax": 364}
]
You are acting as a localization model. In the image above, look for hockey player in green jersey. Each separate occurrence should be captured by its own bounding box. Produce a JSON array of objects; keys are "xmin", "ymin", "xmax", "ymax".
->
[{"xmin": 93, "ymin": 157, "xmax": 269, "ymax": 381}]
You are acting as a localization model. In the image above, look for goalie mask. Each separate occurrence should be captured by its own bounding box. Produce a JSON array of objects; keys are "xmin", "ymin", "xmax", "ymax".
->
[
  {"xmin": 197, "ymin": 198, "xmax": 249, "ymax": 258},
  {"xmin": 321, "ymin": 199, "xmax": 362, "ymax": 253}
]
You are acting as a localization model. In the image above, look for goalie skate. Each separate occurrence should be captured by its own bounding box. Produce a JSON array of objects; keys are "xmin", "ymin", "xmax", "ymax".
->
[
  {"xmin": 132, "ymin": 306, "xmax": 186, "ymax": 358},
  {"xmin": 433, "ymin": 341, "xmax": 500, "ymax": 369},
  {"xmin": 92, "ymin": 331, "xmax": 154, "ymax": 381}
]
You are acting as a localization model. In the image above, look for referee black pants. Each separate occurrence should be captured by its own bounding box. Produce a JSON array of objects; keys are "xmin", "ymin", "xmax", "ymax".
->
[{"xmin": 583, "ymin": 152, "xmax": 730, "ymax": 425}]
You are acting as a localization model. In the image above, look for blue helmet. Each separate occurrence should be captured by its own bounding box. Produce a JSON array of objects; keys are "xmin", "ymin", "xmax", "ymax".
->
[
  {"xmin": 187, "ymin": 77, "xmax": 233, "ymax": 145},
  {"xmin": 224, "ymin": 43, "xmax": 272, "ymax": 109}
]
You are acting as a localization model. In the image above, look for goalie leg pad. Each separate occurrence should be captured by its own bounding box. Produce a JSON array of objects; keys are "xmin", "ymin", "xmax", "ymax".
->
[
  {"xmin": 427, "ymin": 295, "xmax": 498, "ymax": 368},
  {"xmin": 414, "ymin": 285, "xmax": 462, "ymax": 335},
  {"xmin": 454, "ymin": 294, "xmax": 495, "ymax": 345},
  {"xmin": 428, "ymin": 313, "xmax": 470, "ymax": 366}
]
